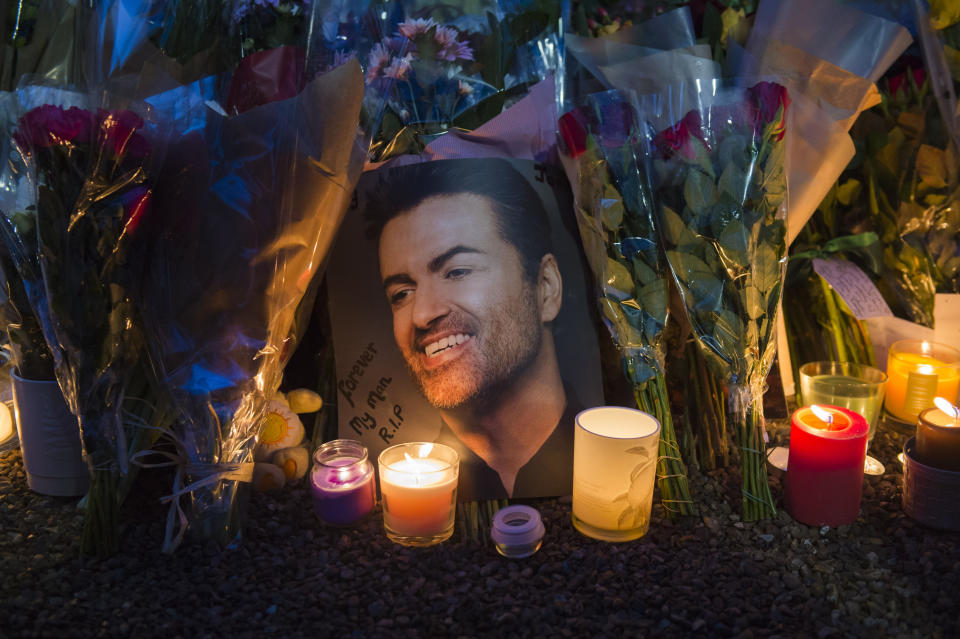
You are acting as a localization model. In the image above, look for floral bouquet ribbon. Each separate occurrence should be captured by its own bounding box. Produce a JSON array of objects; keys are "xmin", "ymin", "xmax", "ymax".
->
[{"xmin": 642, "ymin": 81, "xmax": 791, "ymax": 522}]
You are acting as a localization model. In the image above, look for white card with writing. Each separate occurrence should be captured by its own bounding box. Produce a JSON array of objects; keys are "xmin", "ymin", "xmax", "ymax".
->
[
  {"xmin": 812, "ymin": 257, "xmax": 893, "ymax": 319},
  {"xmin": 934, "ymin": 293, "xmax": 960, "ymax": 350}
]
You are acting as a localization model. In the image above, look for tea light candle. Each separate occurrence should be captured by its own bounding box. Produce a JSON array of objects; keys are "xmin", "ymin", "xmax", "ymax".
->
[
  {"xmin": 915, "ymin": 398, "xmax": 960, "ymax": 471},
  {"xmin": 378, "ymin": 442, "xmax": 459, "ymax": 546},
  {"xmin": 310, "ymin": 439, "xmax": 375, "ymax": 526},
  {"xmin": 786, "ymin": 404, "xmax": 868, "ymax": 526},
  {"xmin": 885, "ymin": 340, "xmax": 960, "ymax": 423}
]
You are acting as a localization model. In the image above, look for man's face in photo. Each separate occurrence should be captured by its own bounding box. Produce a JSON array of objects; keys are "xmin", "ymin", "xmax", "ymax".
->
[{"xmin": 378, "ymin": 193, "xmax": 546, "ymax": 410}]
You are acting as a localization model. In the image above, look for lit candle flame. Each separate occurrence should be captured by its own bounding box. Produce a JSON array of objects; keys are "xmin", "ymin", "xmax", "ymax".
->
[
  {"xmin": 918, "ymin": 364, "xmax": 936, "ymax": 375},
  {"xmin": 418, "ymin": 443, "xmax": 434, "ymax": 458},
  {"xmin": 933, "ymin": 396, "xmax": 960, "ymax": 420},
  {"xmin": 810, "ymin": 404, "xmax": 833, "ymax": 425}
]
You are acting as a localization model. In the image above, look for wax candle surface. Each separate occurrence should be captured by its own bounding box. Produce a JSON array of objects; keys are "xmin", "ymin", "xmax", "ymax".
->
[
  {"xmin": 311, "ymin": 456, "xmax": 375, "ymax": 526},
  {"xmin": 380, "ymin": 453, "xmax": 458, "ymax": 538},
  {"xmin": 885, "ymin": 351, "xmax": 960, "ymax": 423},
  {"xmin": 916, "ymin": 408, "xmax": 960, "ymax": 471},
  {"xmin": 786, "ymin": 405, "xmax": 868, "ymax": 526}
]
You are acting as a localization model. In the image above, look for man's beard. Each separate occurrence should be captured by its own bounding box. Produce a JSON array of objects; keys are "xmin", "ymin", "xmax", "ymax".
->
[{"xmin": 403, "ymin": 296, "xmax": 543, "ymax": 411}]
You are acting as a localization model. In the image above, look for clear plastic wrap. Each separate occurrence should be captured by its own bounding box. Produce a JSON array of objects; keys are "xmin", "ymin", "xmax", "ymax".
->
[
  {"xmin": 1, "ymin": 0, "xmax": 82, "ymax": 91},
  {"xmin": 559, "ymin": 89, "xmax": 694, "ymax": 516},
  {"xmin": 7, "ymin": 85, "xmax": 168, "ymax": 555},
  {"xmin": 309, "ymin": 0, "xmax": 564, "ymax": 162},
  {"xmin": 640, "ymin": 80, "xmax": 791, "ymax": 521},
  {"xmin": 136, "ymin": 60, "xmax": 366, "ymax": 551}
]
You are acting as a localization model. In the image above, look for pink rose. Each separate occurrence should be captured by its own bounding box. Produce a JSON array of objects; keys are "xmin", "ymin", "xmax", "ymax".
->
[{"xmin": 13, "ymin": 105, "xmax": 94, "ymax": 153}]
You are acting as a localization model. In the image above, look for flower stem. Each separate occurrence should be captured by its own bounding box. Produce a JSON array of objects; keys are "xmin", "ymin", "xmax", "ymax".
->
[
  {"xmin": 80, "ymin": 468, "xmax": 119, "ymax": 558},
  {"xmin": 634, "ymin": 374, "xmax": 696, "ymax": 517},
  {"xmin": 733, "ymin": 392, "xmax": 776, "ymax": 522}
]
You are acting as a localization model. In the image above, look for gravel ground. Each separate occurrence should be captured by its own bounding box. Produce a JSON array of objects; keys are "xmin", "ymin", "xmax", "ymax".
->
[{"xmin": 1, "ymin": 415, "xmax": 958, "ymax": 639}]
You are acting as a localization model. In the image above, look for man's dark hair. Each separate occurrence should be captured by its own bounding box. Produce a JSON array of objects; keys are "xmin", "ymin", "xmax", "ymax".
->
[{"xmin": 365, "ymin": 159, "xmax": 553, "ymax": 281}]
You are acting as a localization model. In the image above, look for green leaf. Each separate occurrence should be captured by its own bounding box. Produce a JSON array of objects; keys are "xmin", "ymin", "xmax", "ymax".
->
[
  {"xmin": 638, "ymin": 279, "xmax": 668, "ymax": 326},
  {"xmin": 752, "ymin": 243, "xmax": 782, "ymax": 293},
  {"xmin": 605, "ymin": 257, "xmax": 635, "ymax": 296},
  {"xmin": 916, "ymin": 144, "xmax": 948, "ymax": 190},
  {"xmin": 601, "ymin": 183, "xmax": 625, "ymax": 231},
  {"xmin": 683, "ymin": 168, "xmax": 717, "ymax": 216},
  {"xmin": 717, "ymin": 219, "xmax": 749, "ymax": 267},
  {"xmin": 717, "ymin": 161, "xmax": 747, "ymax": 202},
  {"xmin": 836, "ymin": 179, "xmax": 862, "ymax": 206},
  {"xmin": 668, "ymin": 250, "xmax": 724, "ymax": 312},
  {"xmin": 659, "ymin": 205, "xmax": 698, "ymax": 248},
  {"xmin": 744, "ymin": 285, "xmax": 765, "ymax": 320}
]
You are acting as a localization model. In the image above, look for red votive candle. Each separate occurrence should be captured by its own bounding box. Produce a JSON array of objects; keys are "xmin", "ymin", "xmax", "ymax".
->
[{"xmin": 786, "ymin": 405, "xmax": 868, "ymax": 526}]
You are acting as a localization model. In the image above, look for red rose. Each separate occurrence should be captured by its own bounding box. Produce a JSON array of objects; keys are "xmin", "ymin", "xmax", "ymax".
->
[
  {"xmin": 888, "ymin": 68, "xmax": 925, "ymax": 98},
  {"xmin": 653, "ymin": 110, "xmax": 706, "ymax": 159},
  {"xmin": 13, "ymin": 105, "xmax": 94, "ymax": 153},
  {"xmin": 559, "ymin": 109, "xmax": 589, "ymax": 158},
  {"xmin": 119, "ymin": 186, "xmax": 151, "ymax": 237},
  {"xmin": 747, "ymin": 81, "xmax": 790, "ymax": 142},
  {"xmin": 97, "ymin": 109, "xmax": 150, "ymax": 159}
]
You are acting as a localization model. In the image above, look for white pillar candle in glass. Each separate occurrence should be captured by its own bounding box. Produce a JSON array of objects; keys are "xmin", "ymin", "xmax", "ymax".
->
[
  {"xmin": 572, "ymin": 406, "xmax": 661, "ymax": 542},
  {"xmin": 378, "ymin": 442, "xmax": 459, "ymax": 547}
]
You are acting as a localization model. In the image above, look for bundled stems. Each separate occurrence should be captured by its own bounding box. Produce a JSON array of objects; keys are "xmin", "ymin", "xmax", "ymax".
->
[
  {"xmin": 684, "ymin": 339, "xmax": 729, "ymax": 471},
  {"xmin": 732, "ymin": 390, "xmax": 776, "ymax": 522},
  {"xmin": 81, "ymin": 467, "xmax": 119, "ymax": 558},
  {"xmin": 633, "ymin": 373, "xmax": 696, "ymax": 517}
]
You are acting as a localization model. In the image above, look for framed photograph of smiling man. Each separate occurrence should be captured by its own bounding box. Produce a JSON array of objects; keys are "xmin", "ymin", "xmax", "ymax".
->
[{"xmin": 326, "ymin": 157, "xmax": 603, "ymax": 501}]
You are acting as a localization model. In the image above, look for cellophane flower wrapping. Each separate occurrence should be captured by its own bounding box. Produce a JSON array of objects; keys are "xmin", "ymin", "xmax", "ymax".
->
[
  {"xmin": 9, "ymin": 88, "xmax": 166, "ymax": 555},
  {"xmin": 311, "ymin": 0, "xmax": 564, "ymax": 162},
  {"xmin": 137, "ymin": 59, "xmax": 365, "ymax": 552},
  {"xmin": 642, "ymin": 80, "xmax": 790, "ymax": 522},
  {"xmin": 559, "ymin": 90, "xmax": 695, "ymax": 517}
]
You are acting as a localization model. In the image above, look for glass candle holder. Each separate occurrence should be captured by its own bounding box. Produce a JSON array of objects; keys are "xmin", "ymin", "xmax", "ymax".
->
[
  {"xmin": 490, "ymin": 505, "xmax": 544, "ymax": 559},
  {"xmin": 786, "ymin": 405, "xmax": 868, "ymax": 526},
  {"xmin": 799, "ymin": 361, "xmax": 886, "ymax": 445},
  {"xmin": 378, "ymin": 442, "xmax": 459, "ymax": 547},
  {"xmin": 916, "ymin": 407, "xmax": 960, "ymax": 471},
  {"xmin": 572, "ymin": 406, "xmax": 661, "ymax": 542},
  {"xmin": 310, "ymin": 439, "xmax": 376, "ymax": 526},
  {"xmin": 884, "ymin": 340, "xmax": 960, "ymax": 424}
]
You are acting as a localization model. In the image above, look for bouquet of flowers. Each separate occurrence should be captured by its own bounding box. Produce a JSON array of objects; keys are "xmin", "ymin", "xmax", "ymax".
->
[
  {"xmin": 9, "ymin": 94, "xmax": 164, "ymax": 555},
  {"xmin": 643, "ymin": 81, "xmax": 790, "ymax": 521},
  {"xmin": 313, "ymin": 0, "xmax": 563, "ymax": 162},
  {"xmin": 559, "ymin": 91, "xmax": 695, "ymax": 517},
  {"xmin": 136, "ymin": 59, "xmax": 366, "ymax": 551}
]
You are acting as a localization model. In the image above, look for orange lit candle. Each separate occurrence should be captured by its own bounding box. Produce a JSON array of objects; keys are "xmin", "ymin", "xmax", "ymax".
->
[
  {"xmin": 378, "ymin": 442, "xmax": 458, "ymax": 546},
  {"xmin": 885, "ymin": 340, "xmax": 960, "ymax": 423},
  {"xmin": 915, "ymin": 398, "xmax": 960, "ymax": 471},
  {"xmin": 786, "ymin": 405, "xmax": 868, "ymax": 526}
]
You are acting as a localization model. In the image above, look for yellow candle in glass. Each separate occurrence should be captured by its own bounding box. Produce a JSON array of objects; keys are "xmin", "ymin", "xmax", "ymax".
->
[{"xmin": 885, "ymin": 341, "xmax": 960, "ymax": 423}]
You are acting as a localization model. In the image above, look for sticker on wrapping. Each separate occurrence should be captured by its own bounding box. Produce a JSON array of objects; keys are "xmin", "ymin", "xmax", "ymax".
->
[
  {"xmin": 325, "ymin": 158, "xmax": 603, "ymax": 502},
  {"xmin": 812, "ymin": 258, "xmax": 893, "ymax": 319},
  {"xmin": 904, "ymin": 371, "xmax": 938, "ymax": 418}
]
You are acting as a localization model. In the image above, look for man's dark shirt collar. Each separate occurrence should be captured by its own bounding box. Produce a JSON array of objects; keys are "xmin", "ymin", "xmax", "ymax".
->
[{"xmin": 435, "ymin": 389, "xmax": 582, "ymax": 502}]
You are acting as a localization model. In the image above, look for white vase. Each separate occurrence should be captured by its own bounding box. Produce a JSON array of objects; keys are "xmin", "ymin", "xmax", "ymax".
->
[{"xmin": 11, "ymin": 370, "xmax": 88, "ymax": 496}]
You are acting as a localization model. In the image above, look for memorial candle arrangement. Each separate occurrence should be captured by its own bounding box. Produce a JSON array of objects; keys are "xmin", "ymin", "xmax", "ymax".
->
[
  {"xmin": 310, "ymin": 440, "xmax": 376, "ymax": 526},
  {"xmin": 915, "ymin": 398, "xmax": 960, "ymax": 471},
  {"xmin": 884, "ymin": 340, "xmax": 960, "ymax": 424},
  {"xmin": 786, "ymin": 405, "xmax": 868, "ymax": 526},
  {"xmin": 378, "ymin": 442, "xmax": 459, "ymax": 547},
  {"xmin": 572, "ymin": 407, "xmax": 661, "ymax": 542}
]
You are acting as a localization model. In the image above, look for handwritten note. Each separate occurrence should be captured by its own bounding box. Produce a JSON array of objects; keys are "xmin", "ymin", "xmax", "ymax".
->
[
  {"xmin": 935, "ymin": 294, "xmax": 960, "ymax": 349},
  {"xmin": 812, "ymin": 258, "xmax": 893, "ymax": 320}
]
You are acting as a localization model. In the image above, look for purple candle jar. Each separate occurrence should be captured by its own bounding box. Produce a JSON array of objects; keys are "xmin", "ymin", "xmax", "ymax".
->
[{"xmin": 311, "ymin": 439, "xmax": 375, "ymax": 525}]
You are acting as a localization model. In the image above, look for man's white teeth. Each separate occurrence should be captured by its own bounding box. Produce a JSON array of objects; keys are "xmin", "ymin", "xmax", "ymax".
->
[{"xmin": 425, "ymin": 334, "xmax": 472, "ymax": 356}]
